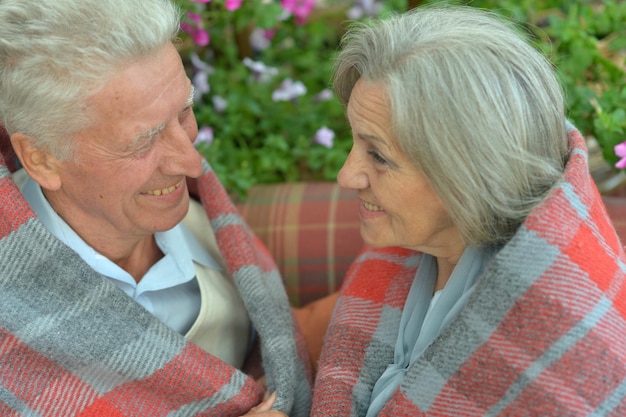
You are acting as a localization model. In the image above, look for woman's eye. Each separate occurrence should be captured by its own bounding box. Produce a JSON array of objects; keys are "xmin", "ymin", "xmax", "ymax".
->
[{"xmin": 367, "ymin": 150, "xmax": 387, "ymax": 165}]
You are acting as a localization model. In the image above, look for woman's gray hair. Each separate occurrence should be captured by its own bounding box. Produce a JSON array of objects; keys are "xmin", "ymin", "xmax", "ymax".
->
[
  {"xmin": 0, "ymin": 0, "xmax": 181, "ymax": 160},
  {"xmin": 334, "ymin": 5, "xmax": 568, "ymax": 246}
]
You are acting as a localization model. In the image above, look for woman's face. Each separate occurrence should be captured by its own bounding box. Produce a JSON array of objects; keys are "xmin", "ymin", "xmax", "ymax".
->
[{"xmin": 338, "ymin": 79, "xmax": 464, "ymax": 259}]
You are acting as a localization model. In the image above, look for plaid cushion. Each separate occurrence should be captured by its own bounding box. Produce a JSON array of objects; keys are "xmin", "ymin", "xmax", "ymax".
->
[
  {"xmin": 238, "ymin": 182, "xmax": 626, "ymax": 309},
  {"xmin": 237, "ymin": 182, "xmax": 363, "ymax": 307}
]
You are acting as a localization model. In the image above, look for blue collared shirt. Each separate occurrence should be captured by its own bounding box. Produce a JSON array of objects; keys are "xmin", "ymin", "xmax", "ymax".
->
[{"xmin": 20, "ymin": 174, "xmax": 222, "ymax": 335}]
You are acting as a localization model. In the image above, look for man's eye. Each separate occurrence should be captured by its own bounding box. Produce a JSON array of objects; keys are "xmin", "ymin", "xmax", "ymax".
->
[
  {"xmin": 179, "ymin": 106, "xmax": 194, "ymax": 122},
  {"xmin": 181, "ymin": 105, "xmax": 193, "ymax": 115},
  {"xmin": 128, "ymin": 137, "xmax": 157, "ymax": 158},
  {"xmin": 130, "ymin": 146, "xmax": 151, "ymax": 158}
]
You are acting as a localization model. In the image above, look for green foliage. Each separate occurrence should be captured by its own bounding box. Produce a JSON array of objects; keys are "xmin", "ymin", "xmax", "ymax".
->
[
  {"xmin": 427, "ymin": 0, "xmax": 626, "ymax": 167},
  {"xmin": 176, "ymin": 0, "xmax": 356, "ymax": 198},
  {"xmin": 176, "ymin": 0, "xmax": 625, "ymax": 198},
  {"xmin": 547, "ymin": 0, "xmax": 626, "ymax": 168}
]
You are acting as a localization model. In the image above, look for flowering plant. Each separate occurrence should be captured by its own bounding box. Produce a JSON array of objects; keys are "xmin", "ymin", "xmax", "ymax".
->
[
  {"xmin": 174, "ymin": 0, "xmax": 405, "ymax": 198},
  {"xmin": 176, "ymin": 0, "xmax": 625, "ymax": 198}
]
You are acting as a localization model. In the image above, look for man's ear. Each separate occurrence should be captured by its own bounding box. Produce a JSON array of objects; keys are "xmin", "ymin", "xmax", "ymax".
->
[{"xmin": 10, "ymin": 133, "xmax": 62, "ymax": 191}]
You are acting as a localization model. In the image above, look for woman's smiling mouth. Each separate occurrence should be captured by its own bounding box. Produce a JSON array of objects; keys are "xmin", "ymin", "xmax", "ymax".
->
[{"xmin": 363, "ymin": 200, "xmax": 384, "ymax": 212}]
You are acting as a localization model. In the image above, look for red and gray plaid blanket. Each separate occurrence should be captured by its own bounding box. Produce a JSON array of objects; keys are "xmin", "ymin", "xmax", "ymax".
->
[
  {"xmin": 0, "ymin": 125, "xmax": 312, "ymax": 416},
  {"xmin": 312, "ymin": 125, "xmax": 626, "ymax": 416}
]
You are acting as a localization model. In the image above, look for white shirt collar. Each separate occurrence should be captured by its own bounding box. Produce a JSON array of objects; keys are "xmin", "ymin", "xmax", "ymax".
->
[{"xmin": 21, "ymin": 174, "xmax": 221, "ymax": 293}]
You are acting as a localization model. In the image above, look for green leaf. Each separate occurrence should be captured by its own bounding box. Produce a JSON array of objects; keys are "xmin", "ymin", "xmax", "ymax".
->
[{"xmin": 254, "ymin": 2, "xmax": 283, "ymax": 29}]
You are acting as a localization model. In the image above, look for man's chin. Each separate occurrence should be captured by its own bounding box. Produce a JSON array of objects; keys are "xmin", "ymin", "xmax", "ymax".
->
[{"xmin": 152, "ymin": 196, "xmax": 190, "ymax": 232}]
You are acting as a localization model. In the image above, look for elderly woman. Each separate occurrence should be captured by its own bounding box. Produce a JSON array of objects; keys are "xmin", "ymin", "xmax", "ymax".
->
[
  {"xmin": 0, "ymin": 0, "xmax": 310, "ymax": 415},
  {"xmin": 310, "ymin": 5, "xmax": 626, "ymax": 416}
]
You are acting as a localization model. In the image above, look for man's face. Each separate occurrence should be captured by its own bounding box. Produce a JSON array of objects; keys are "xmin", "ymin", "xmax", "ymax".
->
[{"xmin": 43, "ymin": 43, "xmax": 204, "ymax": 247}]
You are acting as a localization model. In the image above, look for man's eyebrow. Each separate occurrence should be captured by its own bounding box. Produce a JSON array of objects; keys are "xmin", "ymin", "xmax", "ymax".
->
[
  {"xmin": 127, "ymin": 123, "xmax": 166, "ymax": 151},
  {"xmin": 186, "ymin": 85, "xmax": 195, "ymax": 107},
  {"xmin": 126, "ymin": 85, "xmax": 194, "ymax": 150}
]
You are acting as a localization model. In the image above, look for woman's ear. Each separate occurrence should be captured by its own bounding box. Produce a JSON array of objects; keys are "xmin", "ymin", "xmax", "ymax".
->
[{"xmin": 10, "ymin": 133, "xmax": 62, "ymax": 191}]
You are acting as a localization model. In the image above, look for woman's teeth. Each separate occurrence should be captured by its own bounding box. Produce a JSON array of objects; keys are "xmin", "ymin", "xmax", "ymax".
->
[{"xmin": 363, "ymin": 201, "xmax": 384, "ymax": 211}]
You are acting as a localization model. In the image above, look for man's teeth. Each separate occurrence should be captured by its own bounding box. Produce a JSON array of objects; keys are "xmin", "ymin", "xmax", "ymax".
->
[
  {"xmin": 363, "ymin": 201, "xmax": 384, "ymax": 211},
  {"xmin": 145, "ymin": 184, "xmax": 179, "ymax": 196}
]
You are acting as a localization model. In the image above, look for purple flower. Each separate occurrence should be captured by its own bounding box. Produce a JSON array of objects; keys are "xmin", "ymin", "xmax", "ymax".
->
[
  {"xmin": 281, "ymin": 0, "xmax": 316, "ymax": 25},
  {"xmin": 615, "ymin": 142, "xmax": 626, "ymax": 169},
  {"xmin": 212, "ymin": 95, "xmax": 228, "ymax": 113},
  {"xmin": 249, "ymin": 28, "xmax": 272, "ymax": 51},
  {"xmin": 312, "ymin": 126, "xmax": 335, "ymax": 148},
  {"xmin": 243, "ymin": 57, "xmax": 278, "ymax": 82},
  {"xmin": 347, "ymin": 0, "xmax": 382, "ymax": 19},
  {"xmin": 190, "ymin": 53, "xmax": 214, "ymax": 101},
  {"xmin": 272, "ymin": 78, "xmax": 307, "ymax": 101},
  {"xmin": 181, "ymin": 12, "xmax": 210, "ymax": 46},
  {"xmin": 195, "ymin": 126, "xmax": 214, "ymax": 146},
  {"xmin": 224, "ymin": 0, "xmax": 243, "ymax": 11},
  {"xmin": 314, "ymin": 88, "xmax": 333, "ymax": 102},
  {"xmin": 193, "ymin": 72, "xmax": 210, "ymax": 100}
]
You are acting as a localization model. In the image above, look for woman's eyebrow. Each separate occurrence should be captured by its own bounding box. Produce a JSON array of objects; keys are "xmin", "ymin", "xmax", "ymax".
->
[{"xmin": 358, "ymin": 132, "xmax": 390, "ymax": 149}]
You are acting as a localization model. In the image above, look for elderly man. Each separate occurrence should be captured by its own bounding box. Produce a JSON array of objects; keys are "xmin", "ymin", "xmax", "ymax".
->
[{"xmin": 0, "ymin": 0, "xmax": 310, "ymax": 416}]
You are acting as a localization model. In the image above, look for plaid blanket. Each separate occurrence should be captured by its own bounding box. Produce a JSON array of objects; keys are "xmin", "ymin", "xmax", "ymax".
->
[
  {"xmin": 312, "ymin": 125, "xmax": 626, "ymax": 416},
  {"xmin": 0, "ymin": 133, "xmax": 312, "ymax": 416}
]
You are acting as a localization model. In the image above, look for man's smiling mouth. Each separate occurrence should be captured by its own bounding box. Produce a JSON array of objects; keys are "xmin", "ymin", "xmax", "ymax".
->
[{"xmin": 143, "ymin": 181, "xmax": 181, "ymax": 196}]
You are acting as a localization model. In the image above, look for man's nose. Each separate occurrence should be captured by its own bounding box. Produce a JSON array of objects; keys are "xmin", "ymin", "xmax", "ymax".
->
[{"xmin": 161, "ymin": 124, "xmax": 204, "ymax": 178}]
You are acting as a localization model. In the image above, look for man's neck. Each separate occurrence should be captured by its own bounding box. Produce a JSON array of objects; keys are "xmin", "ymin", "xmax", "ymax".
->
[{"xmin": 111, "ymin": 235, "xmax": 164, "ymax": 283}]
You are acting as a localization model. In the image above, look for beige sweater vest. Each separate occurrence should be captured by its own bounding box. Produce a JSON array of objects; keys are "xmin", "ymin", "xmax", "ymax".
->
[{"xmin": 182, "ymin": 199, "xmax": 250, "ymax": 369}]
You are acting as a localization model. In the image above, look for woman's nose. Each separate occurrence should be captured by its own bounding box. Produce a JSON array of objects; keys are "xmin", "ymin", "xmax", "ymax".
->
[{"xmin": 337, "ymin": 149, "xmax": 368, "ymax": 190}]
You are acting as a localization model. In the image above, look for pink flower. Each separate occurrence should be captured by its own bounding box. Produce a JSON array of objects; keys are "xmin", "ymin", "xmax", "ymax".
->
[
  {"xmin": 224, "ymin": 0, "xmax": 243, "ymax": 11},
  {"xmin": 281, "ymin": 0, "xmax": 316, "ymax": 25},
  {"xmin": 615, "ymin": 142, "xmax": 626, "ymax": 169},
  {"xmin": 186, "ymin": 12, "xmax": 202, "ymax": 25},
  {"xmin": 195, "ymin": 126, "xmax": 214, "ymax": 145},
  {"xmin": 181, "ymin": 12, "xmax": 210, "ymax": 46},
  {"xmin": 312, "ymin": 126, "xmax": 334, "ymax": 148}
]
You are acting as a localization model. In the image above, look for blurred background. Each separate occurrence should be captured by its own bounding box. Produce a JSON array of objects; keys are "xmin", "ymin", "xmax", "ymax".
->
[{"xmin": 175, "ymin": 0, "xmax": 626, "ymax": 199}]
